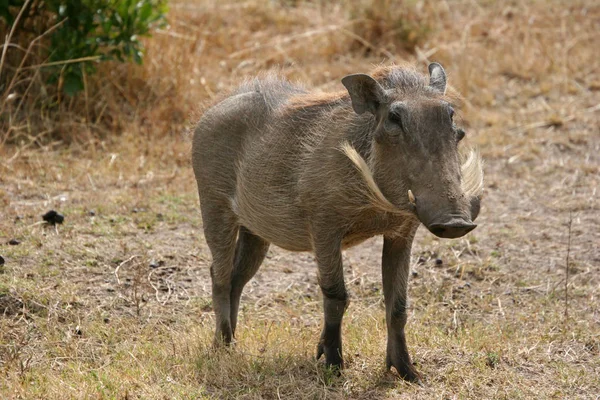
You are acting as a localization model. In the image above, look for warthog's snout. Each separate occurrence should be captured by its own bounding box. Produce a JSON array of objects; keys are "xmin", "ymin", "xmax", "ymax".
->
[
  {"xmin": 409, "ymin": 190, "xmax": 480, "ymax": 239},
  {"xmin": 428, "ymin": 218, "xmax": 477, "ymax": 239}
]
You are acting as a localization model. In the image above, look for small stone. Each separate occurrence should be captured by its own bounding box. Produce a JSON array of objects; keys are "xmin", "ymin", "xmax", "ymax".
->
[
  {"xmin": 435, "ymin": 258, "xmax": 443, "ymax": 266},
  {"xmin": 417, "ymin": 257, "xmax": 426, "ymax": 264},
  {"xmin": 149, "ymin": 260, "xmax": 165, "ymax": 269},
  {"xmin": 103, "ymin": 317, "xmax": 110, "ymax": 324},
  {"xmin": 88, "ymin": 210, "xmax": 96, "ymax": 216},
  {"xmin": 42, "ymin": 210, "xmax": 64, "ymax": 225},
  {"xmin": 412, "ymin": 271, "xmax": 419, "ymax": 277},
  {"xmin": 8, "ymin": 239, "xmax": 20, "ymax": 245},
  {"xmin": 74, "ymin": 326, "xmax": 83, "ymax": 336}
]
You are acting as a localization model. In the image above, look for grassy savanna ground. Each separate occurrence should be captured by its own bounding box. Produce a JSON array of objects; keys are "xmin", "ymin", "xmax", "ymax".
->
[{"xmin": 1, "ymin": 0, "xmax": 599, "ymax": 398}]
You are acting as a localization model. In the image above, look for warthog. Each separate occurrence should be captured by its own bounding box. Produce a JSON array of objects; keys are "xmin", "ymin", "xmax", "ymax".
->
[{"xmin": 192, "ymin": 63, "xmax": 483, "ymax": 381}]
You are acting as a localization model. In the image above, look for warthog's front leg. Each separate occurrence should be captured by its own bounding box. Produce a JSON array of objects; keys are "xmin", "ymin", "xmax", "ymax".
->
[
  {"xmin": 314, "ymin": 235, "xmax": 349, "ymax": 370},
  {"xmin": 382, "ymin": 234, "xmax": 420, "ymax": 382}
]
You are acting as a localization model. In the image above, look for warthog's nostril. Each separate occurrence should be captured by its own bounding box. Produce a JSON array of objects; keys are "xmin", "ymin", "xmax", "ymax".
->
[{"xmin": 428, "ymin": 221, "xmax": 476, "ymax": 239}]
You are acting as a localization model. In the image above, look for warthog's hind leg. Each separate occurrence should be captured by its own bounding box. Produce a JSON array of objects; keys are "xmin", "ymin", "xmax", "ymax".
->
[
  {"xmin": 230, "ymin": 226, "xmax": 270, "ymax": 336},
  {"xmin": 202, "ymin": 204, "xmax": 239, "ymax": 346}
]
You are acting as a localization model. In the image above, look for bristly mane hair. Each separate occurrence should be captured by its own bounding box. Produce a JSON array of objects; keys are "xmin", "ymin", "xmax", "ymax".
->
[{"xmin": 284, "ymin": 64, "xmax": 463, "ymax": 114}]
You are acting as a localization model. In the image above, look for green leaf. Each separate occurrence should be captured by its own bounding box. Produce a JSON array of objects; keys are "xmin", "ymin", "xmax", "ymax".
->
[
  {"xmin": 62, "ymin": 72, "xmax": 84, "ymax": 96},
  {"xmin": 138, "ymin": 2, "xmax": 152, "ymax": 21}
]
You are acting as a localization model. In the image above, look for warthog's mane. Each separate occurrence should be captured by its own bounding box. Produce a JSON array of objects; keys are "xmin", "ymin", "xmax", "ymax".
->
[{"xmin": 283, "ymin": 64, "xmax": 462, "ymax": 113}]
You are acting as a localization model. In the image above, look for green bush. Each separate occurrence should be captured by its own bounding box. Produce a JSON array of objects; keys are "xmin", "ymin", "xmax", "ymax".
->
[{"xmin": 1, "ymin": 0, "xmax": 167, "ymax": 95}]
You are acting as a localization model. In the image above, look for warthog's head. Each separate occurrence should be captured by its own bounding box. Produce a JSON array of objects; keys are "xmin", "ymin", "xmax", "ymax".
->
[{"xmin": 341, "ymin": 63, "xmax": 483, "ymax": 238}]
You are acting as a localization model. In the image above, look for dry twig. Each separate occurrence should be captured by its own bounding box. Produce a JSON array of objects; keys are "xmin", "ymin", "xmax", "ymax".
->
[
  {"xmin": 114, "ymin": 255, "xmax": 139, "ymax": 285},
  {"xmin": 0, "ymin": 0, "xmax": 32, "ymax": 81},
  {"xmin": 564, "ymin": 211, "xmax": 572, "ymax": 320},
  {"xmin": 0, "ymin": 17, "xmax": 68, "ymax": 117}
]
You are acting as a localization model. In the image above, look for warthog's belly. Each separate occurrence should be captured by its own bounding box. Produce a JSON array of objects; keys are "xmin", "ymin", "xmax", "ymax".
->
[
  {"xmin": 232, "ymin": 196, "xmax": 313, "ymax": 252},
  {"xmin": 341, "ymin": 214, "xmax": 418, "ymax": 250},
  {"xmin": 248, "ymin": 223, "xmax": 313, "ymax": 252},
  {"xmin": 341, "ymin": 232, "xmax": 378, "ymax": 249}
]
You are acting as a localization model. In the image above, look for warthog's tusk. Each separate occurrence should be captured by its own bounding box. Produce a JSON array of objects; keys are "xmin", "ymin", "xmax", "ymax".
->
[{"xmin": 408, "ymin": 189, "xmax": 416, "ymax": 205}]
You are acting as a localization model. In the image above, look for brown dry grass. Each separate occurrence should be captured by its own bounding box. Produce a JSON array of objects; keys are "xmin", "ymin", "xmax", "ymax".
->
[{"xmin": 1, "ymin": 0, "xmax": 599, "ymax": 398}]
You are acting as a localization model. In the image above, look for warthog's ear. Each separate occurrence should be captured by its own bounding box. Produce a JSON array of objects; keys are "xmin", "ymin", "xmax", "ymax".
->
[
  {"xmin": 341, "ymin": 74, "xmax": 386, "ymax": 115},
  {"xmin": 428, "ymin": 62, "xmax": 447, "ymax": 94}
]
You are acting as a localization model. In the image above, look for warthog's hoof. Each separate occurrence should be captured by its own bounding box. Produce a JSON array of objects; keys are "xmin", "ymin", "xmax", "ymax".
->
[
  {"xmin": 212, "ymin": 325, "xmax": 233, "ymax": 348},
  {"xmin": 386, "ymin": 355, "xmax": 422, "ymax": 383},
  {"xmin": 316, "ymin": 342, "xmax": 344, "ymax": 371}
]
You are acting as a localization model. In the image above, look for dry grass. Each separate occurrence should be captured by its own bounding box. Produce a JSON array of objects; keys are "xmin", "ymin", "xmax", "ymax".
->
[{"xmin": 1, "ymin": 0, "xmax": 599, "ymax": 398}]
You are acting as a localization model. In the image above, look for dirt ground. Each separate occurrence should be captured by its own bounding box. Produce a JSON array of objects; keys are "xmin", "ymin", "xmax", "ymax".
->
[{"xmin": 1, "ymin": 0, "xmax": 599, "ymax": 398}]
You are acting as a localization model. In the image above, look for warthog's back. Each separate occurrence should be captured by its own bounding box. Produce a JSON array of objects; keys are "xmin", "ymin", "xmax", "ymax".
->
[{"xmin": 192, "ymin": 76, "xmax": 317, "ymax": 251}]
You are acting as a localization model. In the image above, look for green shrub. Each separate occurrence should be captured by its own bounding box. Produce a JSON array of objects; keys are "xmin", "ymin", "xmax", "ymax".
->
[{"xmin": 1, "ymin": 0, "xmax": 167, "ymax": 95}]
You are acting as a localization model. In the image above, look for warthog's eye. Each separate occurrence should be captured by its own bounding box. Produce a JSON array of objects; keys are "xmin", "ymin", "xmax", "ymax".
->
[
  {"xmin": 385, "ymin": 102, "xmax": 409, "ymax": 138},
  {"xmin": 387, "ymin": 111, "xmax": 405, "ymax": 133},
  {"xmin": 389, "ymin": 111, "xmax": 402, "ymax": 125},
  {"xmin": 449, "ymin": 107, "xmax": 455, "ymax": 121}
]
